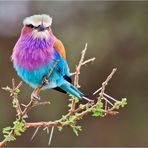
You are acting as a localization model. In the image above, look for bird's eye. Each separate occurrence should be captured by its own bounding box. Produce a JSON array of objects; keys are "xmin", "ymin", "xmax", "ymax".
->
[{"xmin": 26, "ymin": 24, "xmax": 34, "ymax": 28}]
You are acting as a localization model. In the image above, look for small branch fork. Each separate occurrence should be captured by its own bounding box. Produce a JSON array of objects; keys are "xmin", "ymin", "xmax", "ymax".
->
[
  {"xmin": 73, "ymin": 43, "xmax": 95, "ymax": 88},
  {"xmin": 93, "ymin": 68, "xmax": 119, "ymax": 115},
  {"xmin": 71, "ymin": 43, "xmax": 95, "ymax": 112},
  {"xmin": 22, "ymin": 68, "xmax": 118, "ymax": 129},
  {"xmin": 0, "ymin": 44, "xmax": 126, "ymax": 147}
]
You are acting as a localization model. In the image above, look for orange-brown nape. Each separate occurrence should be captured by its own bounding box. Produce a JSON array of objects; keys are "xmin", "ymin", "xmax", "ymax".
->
[{"xmin": 53, "ymin": 36, "xmax": 66, "ymax": 59}]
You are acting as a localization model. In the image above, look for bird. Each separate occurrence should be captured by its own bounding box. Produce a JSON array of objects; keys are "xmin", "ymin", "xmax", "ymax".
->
[{"xmin": 11, "ymin": 14, "xmax": 92, "ymax": 101}]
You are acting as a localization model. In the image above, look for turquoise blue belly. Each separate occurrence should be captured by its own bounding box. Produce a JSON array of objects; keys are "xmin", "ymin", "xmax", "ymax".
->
[{"xmin": 14, "ymin": 62, "xmax": 60, "ymax": 89}]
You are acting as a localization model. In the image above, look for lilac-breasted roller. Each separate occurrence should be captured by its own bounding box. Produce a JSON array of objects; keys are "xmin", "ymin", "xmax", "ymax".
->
[{"xmin": 11, "ymin": 14, "xmax": 91, "ymax": 101}]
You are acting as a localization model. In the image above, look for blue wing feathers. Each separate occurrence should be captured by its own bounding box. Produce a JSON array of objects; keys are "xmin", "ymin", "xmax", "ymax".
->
[{"xmin": 14, "ymin": 48, "xmax": 84, "ymax": 99}]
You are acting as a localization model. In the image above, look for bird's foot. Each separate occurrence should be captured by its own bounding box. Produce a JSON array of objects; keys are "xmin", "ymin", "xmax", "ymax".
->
[{"xmin": 31, "ymin": 91, "xmax": 41, "ymax": 102}]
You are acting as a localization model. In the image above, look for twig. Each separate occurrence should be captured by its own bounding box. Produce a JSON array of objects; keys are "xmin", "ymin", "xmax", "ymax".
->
[
  {"xmin": 0, "ymin": 139, "xmax": 7, "ymax": 147},
  {"xmin": 11, "ymin": 79, "xmax": 23, "ymax": 119},
  {"xmin": 93, "ymin": 68, "xmax": 117, "ymax": 99},
  {"xmin": 81, "ymin": 57, "xmax": 95, "ymax": 66},
  {"xmin": 70, "ymin": 57, "xmax": 95, "ymax": 76},
  {"xmin": 33, "ymin": 60, "xmax": 59, "ymax": 98},
  {"xmin": 71, "ymin": 43, "xmax": 95, "ymax": 113},
  {"xmin": 104, "ymin": 93, "xmax": 117, "ymax": 102},
  {"xmin": 46, "ymin": 60, "xmax": 59, "ymax": 79},
  {"xmin": 20, "ymin": 99, "xmax": 38, "ymax": 118},
  {"xmin": 103, "ymin": 97, "xmax": 114, "ymax": 106},
  {"xmin": 20, "ymin": 101, "xmax": 50, "ymax": 118},
  {"xmin": 25, "ymin": 121, "xmax": 62, "ymax": 128},
  {"xmin": 100, "ymin": 68, "xmax": 117, "ymax": 98},
  {"xmin": 74, "ymin": 43, "xmax": 88, "ymax": 88},
  {"xmin": 0, "ymin": 129, "xmax": 14, "ymax": 147}
]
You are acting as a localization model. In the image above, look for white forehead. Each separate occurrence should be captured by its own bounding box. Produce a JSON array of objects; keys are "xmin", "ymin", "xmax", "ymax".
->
[{"xmin": 23, "ymin": 14, "xmax": 52, "ymax": 27}]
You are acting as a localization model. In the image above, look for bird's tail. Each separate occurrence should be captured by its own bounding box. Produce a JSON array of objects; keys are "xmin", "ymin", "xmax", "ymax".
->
[{"xmin": 60, "ymin": 81, "xmax": 92, "ymax": 101}]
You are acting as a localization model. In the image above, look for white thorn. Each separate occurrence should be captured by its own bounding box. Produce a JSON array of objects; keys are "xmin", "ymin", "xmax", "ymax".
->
[
  {"xmin": 93, "ymin": 87, "xmax": 102, "ymax": 95},
  {"xmin": 31, "ymin": 127, "xmax": 40, "ymax": 141},
  {"xmin": 48, "ymin": 126, "xmax": 55, "ymax": 146}
]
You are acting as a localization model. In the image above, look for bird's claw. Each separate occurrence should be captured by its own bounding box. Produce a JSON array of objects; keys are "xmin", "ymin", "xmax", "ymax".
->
[{"xmin": 31, "ymin": 92, "xmax": 40, "ymax": 102}]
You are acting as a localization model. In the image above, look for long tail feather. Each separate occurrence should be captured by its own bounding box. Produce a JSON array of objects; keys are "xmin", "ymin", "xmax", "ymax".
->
[
  {"xmin": 60, "ymin": 81, "xmax": 94, "ymax": 102},
  {"xmin": 60, "ymin": 81, "xmax": 84, "ymax": 99}
]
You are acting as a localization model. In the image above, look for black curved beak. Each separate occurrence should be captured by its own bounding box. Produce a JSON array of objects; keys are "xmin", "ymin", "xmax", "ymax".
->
[{"xmin": 37, "ymin": 24, "xmax": 46, "ymax": 32}]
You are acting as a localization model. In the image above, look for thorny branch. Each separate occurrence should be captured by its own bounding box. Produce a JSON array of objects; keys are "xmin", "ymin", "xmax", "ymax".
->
[
  {"xmin": 0, "ymin": 44, "xmax": 127, "ymax": 147},
  {"xmin": 74, "ymin": 43, "xmax": 95, "ymax": 88},
  {"xmin": 71, "ymin": 43, "xmax": 95, "ymax": 112}
]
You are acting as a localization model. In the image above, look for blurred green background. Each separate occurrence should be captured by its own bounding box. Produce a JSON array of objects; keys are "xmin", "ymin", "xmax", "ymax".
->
[{"xmin": 0, "ymin": 1, "xmax": 148, "ymax": 147}]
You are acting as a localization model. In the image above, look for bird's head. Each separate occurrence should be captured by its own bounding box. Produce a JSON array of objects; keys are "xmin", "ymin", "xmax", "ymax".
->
[{"xmin": 21, "ymin": 14, "xmax": 53, "ymax": 39}]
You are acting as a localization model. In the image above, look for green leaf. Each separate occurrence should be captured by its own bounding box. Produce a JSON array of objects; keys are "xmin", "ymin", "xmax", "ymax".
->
[
  {"xmin": 3, "ymin": 127, "xmax": 11, "ymax": 134},
  {"xmin": 3, "ymin": 127, "xmax": 16, "ymax": 142},
  {"xmin": 57, "ymin": 126, "xmax": 63, "ymax": 131},
  {"xmin": 121, "ymin": 98, "xmax": 127, "ymax": 107},
  {"xmin": 76, "ymin": 125, "xmax": 82, "ymax": 131},
  {"xmin": 15, "ymin": 88, "xmax": 20, "ymax": 93},
  {"xmin": 4, "ymin": 135, "xmax": 16, "ymax": 142},
  {"xmin": 13, "ymin": 119, "xmax": 26, "ymax": 136},
  {"xmin": 114, "ymin": 98, "xmax": 127, "ymax": 109},
  {"xmin": 72, "ymin": 128, "xmax": 79, "ymax": 136},
  {"xmin": 92, "ymin": 109, "xmax": 104, "ymax": 117},
  {"xmin": 114, "ymin": 101, "xmax": 121, "ymax": 109},
  {"xmin": 79, "ymin": 104, "xmax": 85, "ymax": 110},
  {"xmin": 72, "ymin": 125, "xmax": 82, "ymax": 136},
  {"xmin": 91, "ymin": 101, "xmax": 104, "ymax": 117}
]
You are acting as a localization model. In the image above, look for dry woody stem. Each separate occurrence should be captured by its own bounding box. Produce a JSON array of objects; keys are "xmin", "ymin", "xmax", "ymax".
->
[{"xmin": 0, "ymin": 44, "xmax": 127, "ymax": 147}]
